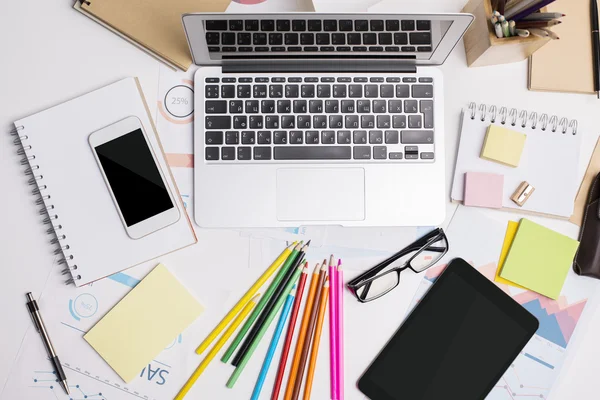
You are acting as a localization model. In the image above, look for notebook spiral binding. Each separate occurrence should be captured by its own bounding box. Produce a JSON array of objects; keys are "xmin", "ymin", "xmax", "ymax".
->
[
  {"xmin": 10, "ymin": 126, "xmax": 80, "ymax": 285},
  {"xmin": 468, "ymin": 102, "xmax": 578, "ymax": 135}
]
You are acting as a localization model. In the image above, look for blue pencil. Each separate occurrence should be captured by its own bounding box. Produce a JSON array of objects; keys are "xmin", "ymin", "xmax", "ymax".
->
[{"xmin": 251, "ymin": 286, "xmax": 296, "ymax": 400}]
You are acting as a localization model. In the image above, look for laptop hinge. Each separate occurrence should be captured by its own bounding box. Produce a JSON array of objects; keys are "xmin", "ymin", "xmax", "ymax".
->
[{"xmin": 222, "ymin": 61, "xmax": 417, "ymax": 74}]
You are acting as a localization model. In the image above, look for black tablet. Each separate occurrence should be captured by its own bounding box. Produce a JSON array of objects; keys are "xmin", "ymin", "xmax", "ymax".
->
[{"xmin": 358, "ymin": 258, "xmax": 539, "ymax": 400}]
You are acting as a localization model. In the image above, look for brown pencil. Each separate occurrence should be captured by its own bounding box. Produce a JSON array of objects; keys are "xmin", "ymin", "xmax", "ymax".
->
[
  {"xmin": 303, "ymin": 278, "xmax": 329, "ymax": 400},
  {"xmin": 290, "ymin": 260, "xmax": 328, "ymax": 400},
  {"xmin": 284, "ymin": 263, "xmax": 320, "ymax": 400},
  {"xmin": 515, "ymin": 20, "xmax": 561, "ymax": 29}
]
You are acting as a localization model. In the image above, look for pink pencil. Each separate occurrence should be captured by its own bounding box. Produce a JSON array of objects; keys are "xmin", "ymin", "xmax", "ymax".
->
[
  {"xmin": 337, "ymin": 259, "xmax": 345, "ymax": 400},
  {"xmin": 328, "ymin": 255, "xmax": 338, "ymax": 400}
]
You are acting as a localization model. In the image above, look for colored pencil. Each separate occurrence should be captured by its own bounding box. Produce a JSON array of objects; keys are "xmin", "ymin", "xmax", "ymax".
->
[
  {"xmin": 337, "ymin": 260, "xmax": 345, "ymax": 400},
  {"xmin": 227, "ymin": 266, "xmax": 303, "ymax": 388},
  {"xmin": 233, "ymin": 241, "xmax": 311, "ymax": 366},
  {"xmin": 251, "ymin": 287, "xmax": 296, "ymax": 400},
  {"xmin": 196, "ymin": 241, "xmax": 297, "ymax": 355},
  {"xmin": 497, "ymin": 0, "xmax": 506, "ymax": 15},
  {"xmin": 515, "ymin": 19, "xmax": 561, "ymax": 28},
  {"xmin": 510, "ymin": 0, "xmax": 558, "ymax": 21},
  {"xmin": 271, "ymin": 263, "xmax": 309, "ymax": 400},
  {"xmin": 291, "ymin": 261, "xmax": 328, "ymax": 400},
  {"xmin": 522, "ymin": 12, "xmax": 565, "ymax": 20},
  {"xmin": 529, "ymin": 27, "xmax": 550, "ymax": 38},
  {"xmin": 328, "ymin": 255, "xmax": 338, "ymax": 400},
  {"xmin": 303, "ymin": 278, "xmax": 329, "ymax": 400},
  {"xmin": 540, "ymin": 27, "xmax": 560, "ymax": 40},
  {"xmin": 176, "ymin": 294, "xmax": 259, "ymax": 399},
  {"xmin": 284, "ymin": 263, "xmax": 320, "ymax": 400},
  {"xmin": 222, "ymin": 242, "xmax": 302, "ymax": 362}
]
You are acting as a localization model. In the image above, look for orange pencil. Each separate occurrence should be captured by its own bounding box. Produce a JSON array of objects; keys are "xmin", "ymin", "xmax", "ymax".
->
[
  {"xmin": 303, "ymin": 278, "xmax": 329, "ymax": 400},
  {"xmin": 284, "ymin": 263, "xmax": 320, "ymax": 400},
  {"xmin": 292, "ymin": 261, "xmax": 328, "ymax": 400}
]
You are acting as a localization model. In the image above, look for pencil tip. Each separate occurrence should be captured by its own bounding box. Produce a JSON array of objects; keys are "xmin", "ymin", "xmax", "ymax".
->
[
  {"xmin": 337, "ymin": 259, "xmax": 342, "ymax": 268},
  {"xmin": 313, "ymin": 263, "xmax": 321, "ymax": 273},
  {"xmin": 329, "ymin": 254, "xmax": 335, "ymax": 266},
  {"xmin": 305, "ymin": 239, "xmax": 311, "ymax": 247}
]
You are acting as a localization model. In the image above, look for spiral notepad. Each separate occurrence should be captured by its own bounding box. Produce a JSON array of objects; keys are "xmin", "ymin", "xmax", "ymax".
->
[
  {"xmin": 10, "ymin": 78, "xmax": 197, "ymax": 286},
  {"xmin": 451, "ymin": 103, "xmax": 581, "ymax": 219}
]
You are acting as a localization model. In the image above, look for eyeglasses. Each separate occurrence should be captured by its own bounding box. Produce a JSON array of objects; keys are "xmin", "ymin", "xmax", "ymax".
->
[{"xmin": 346, "ymin": 228, "xmax": 448, "ymax": 303}]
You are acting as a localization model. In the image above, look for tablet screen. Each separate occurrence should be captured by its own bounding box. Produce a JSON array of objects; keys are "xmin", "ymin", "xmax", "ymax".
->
[{"xmin": 358, "ymin": 259, "xmax": 538, "ymax": 400}]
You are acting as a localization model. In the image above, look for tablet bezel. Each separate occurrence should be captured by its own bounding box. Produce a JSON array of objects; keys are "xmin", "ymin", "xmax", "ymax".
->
[{"xmin": 357, "ymin": 257, "xmax": 539, "ymax": 400}]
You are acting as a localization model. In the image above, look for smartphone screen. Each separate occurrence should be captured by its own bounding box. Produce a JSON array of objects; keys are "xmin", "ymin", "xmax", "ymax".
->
[{"xmin": 94, "ymin": 129, "xmax": 174, "ymax": 226}]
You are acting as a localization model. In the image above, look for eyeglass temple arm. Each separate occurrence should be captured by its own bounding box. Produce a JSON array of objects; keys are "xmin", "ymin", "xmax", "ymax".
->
[{"xmin": 349, "ymin": 243, "xmax": 422, "ymax": 285}]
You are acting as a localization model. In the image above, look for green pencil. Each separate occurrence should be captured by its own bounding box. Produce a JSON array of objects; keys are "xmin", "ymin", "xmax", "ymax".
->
[
  {"xmin": 226, "ymin": 265, "xmax": 303, "ymax": 388},
  {"xmin": 221, "ymin": 242, "xmax": 302, "ymax": 363}
]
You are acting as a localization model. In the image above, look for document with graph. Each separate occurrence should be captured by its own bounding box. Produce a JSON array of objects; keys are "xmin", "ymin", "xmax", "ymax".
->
[{"xmin": 0, "ymin": 264, "xmax": 223, "ymax": 400}]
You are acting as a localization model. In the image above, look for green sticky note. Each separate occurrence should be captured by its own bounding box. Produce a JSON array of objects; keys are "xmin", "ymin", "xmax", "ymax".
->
[{"xmin": 499, "ymin": 219, "xmax": 579, "ymax": 299}]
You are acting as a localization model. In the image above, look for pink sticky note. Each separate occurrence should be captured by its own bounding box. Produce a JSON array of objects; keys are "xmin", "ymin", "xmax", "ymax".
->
[{"xmin": 464, "ymin": 172, "xmax": 504, "ymax": 208}]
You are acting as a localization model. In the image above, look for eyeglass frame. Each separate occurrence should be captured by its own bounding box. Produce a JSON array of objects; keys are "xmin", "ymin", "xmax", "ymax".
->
[{"xmin": 346, "ymin": 228, "xmax": 449, "ymax": 303}]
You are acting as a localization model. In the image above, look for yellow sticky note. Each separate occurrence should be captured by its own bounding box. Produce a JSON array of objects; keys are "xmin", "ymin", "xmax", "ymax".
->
[
  {"xmin": 480, "ymin": 125, "xmax": 526, "ymax": 167},
  {"xmin": 84, "ymin": 264, "xmax": 204, "ymax": 382},
  {"xmin": 495, "ymin": 221, "xmax": 526, "ymax": 289}
]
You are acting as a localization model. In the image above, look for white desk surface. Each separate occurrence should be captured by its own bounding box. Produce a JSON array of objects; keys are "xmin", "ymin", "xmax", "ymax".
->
[{"xmin": 2, "ymin": 0, "xmax": 600, "ymax": 399}]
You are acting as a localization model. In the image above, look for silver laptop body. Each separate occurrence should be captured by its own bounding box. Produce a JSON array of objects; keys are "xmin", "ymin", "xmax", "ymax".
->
[{"xmin": 182, "ymin": 13, "xmax": 473, "ymax": 228}]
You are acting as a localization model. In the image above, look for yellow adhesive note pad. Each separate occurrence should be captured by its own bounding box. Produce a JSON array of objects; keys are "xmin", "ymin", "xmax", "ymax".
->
[
  {"xmin": 84, "ymin": 264, "xmax": 204, "ymax": 382},
  {"xmin": 494, "ymin": 221, "xmax": 526, "ymax": 289},
  {"xmin": 480, "ymin": 125, "xmax": 527, "ymax": 167},
  {"xmin": 499, "ymin": 219, "xmax": 579, "ymax": 300}
]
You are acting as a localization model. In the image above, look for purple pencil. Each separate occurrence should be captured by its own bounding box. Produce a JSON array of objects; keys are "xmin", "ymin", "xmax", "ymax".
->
[
  {"xmin": 328, "ymin": 255, "xmax": 338, "ymax": 400},
  {"xmin": 337, "ymin": 259, "xmax": 345, "ymax": 400},
  {"xmin": 509, "ymin": 0, "xmax": 557, "ymax": 21}
]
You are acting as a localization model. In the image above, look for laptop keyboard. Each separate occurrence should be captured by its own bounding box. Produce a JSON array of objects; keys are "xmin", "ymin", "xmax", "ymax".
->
[
  {"xmin": 202, "ymin": 75, "xmax": 435, "ymax": 163},
  {"xmin": 204, "ymin": 18, "xmax": 433, "ymax": 53}
]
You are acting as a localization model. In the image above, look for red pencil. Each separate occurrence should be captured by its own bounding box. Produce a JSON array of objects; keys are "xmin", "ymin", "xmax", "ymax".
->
[{"xmin": 271, "ymin": 262, "xmax": 309, "ymax": 400}]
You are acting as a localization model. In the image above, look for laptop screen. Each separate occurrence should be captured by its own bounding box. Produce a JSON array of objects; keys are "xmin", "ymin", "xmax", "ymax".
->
[{"xmin": 183, "ymin": 14, "xmax": 474, "ymax": 67}]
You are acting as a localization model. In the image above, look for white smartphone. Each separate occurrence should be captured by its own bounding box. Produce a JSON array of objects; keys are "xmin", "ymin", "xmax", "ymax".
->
[{"xmin": 89, "ymin": 116, "xmax": 180, "ymax": 239}]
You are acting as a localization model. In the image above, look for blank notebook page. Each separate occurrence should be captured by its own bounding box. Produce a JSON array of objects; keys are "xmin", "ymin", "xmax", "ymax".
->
[{"xmin": 14, "ymin": 78, "xmax": 196, "ymax": 286}]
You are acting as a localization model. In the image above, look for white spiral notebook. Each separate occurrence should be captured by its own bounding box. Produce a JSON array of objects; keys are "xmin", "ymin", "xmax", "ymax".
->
[
  {"xmin": 11, "ymin": 78, "xmax": 197, "ymax": 287},
  {"xmin": 451, "ymin": 103, "xmax": 581, "ymax": 219}
]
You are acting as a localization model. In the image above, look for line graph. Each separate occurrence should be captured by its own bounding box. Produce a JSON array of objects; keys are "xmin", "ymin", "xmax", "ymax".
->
[{"xmin": 31, "ymin": 370, "xmax": 108, "ymax": 400}]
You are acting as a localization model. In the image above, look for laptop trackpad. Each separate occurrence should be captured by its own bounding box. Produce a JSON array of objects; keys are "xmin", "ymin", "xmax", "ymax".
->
[{"xmin": 276, "ymin": 168, "xmax": 365, "ymax": 221}]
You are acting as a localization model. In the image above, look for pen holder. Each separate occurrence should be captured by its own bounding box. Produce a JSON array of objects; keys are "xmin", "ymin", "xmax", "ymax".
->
[{"xmin": 462, "ymin": 0, "xmax": 550, "ymax": 67}]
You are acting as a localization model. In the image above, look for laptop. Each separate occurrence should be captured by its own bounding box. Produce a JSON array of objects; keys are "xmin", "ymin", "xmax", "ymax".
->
[{"xmin": 182, "ymin": 13, "xmax": 473, "ymax": 228}]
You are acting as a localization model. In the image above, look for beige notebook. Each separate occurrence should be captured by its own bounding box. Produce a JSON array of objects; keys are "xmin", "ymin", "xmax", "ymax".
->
[
  {"xmin": 74, "ymin": 0, "xmax": 231, "ymax": 71},
  {"xmin": 529, "ymin": 0, "xmax": 598, "ymax": 94}
]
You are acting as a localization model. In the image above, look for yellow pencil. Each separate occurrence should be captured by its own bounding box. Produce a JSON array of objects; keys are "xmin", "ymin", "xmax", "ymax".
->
[
  {"xmin": 196, "ymin": 241, "xmax": 297, "ymax": 354},
  {"xmin": 175, "ymin": 294, "xmax": 260, "ymax": 399}
]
